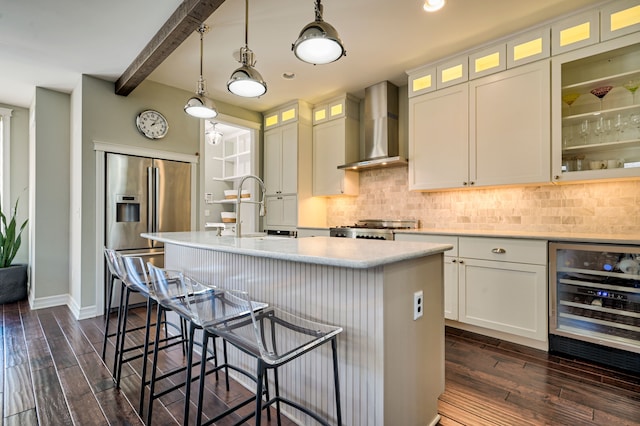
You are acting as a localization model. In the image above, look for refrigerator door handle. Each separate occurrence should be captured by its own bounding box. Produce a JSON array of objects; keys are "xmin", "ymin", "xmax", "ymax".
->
[
  {"xmin": 147, "ymin": 166, "xmax": 154, "ymax": 234},
  {"xmin": 154, "ymin": 167, "xmax": 160, "ymax": 233}
]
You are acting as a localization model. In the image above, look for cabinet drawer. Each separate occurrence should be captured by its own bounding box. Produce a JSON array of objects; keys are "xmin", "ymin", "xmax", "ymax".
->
[
  {"xmin": 459, "ymin": 237, "xmax": 547, "ymax": 264},
  {"xmin": 394, "ymin": 233, "xmax": 458, "ymax": 256}
]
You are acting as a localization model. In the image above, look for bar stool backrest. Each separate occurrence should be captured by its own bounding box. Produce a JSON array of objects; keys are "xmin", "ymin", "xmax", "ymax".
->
[
  {"xmin": 104, "ymin": 248, "xmax": 126, "ymax": 282},
  {"xmin": 120, "ymin": 256, "xmax": 152, "ymax": 297},
  {"xmin": 146, "ymin": 263, "xmax": 196, "ymax": 319}
]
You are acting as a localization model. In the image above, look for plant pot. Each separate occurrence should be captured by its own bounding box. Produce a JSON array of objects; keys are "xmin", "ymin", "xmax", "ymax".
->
[{"xmin": 0, "ymin": 264, "xmax": 28, "ymax": 304}]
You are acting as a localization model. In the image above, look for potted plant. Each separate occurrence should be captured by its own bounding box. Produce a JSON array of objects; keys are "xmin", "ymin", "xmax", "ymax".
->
[{"xmin": 0, "ymin": 197, "xmax": 28, "ymax": 304}]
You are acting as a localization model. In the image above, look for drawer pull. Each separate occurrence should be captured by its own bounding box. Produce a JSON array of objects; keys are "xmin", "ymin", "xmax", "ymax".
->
[{"xmin": 491, "ymin": 248, "xmax": 506, "ymax": 254}]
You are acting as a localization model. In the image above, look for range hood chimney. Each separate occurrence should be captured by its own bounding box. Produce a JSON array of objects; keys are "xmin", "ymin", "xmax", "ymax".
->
[{"xmin": 338, "ymin": 81, "xmax": 407, "ymax": 170}]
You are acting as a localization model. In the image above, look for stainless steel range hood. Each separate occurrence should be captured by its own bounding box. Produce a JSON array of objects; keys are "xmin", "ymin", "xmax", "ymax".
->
[{"xmin": 338, "ymin": 81, "xmax": 407, "ymax": 170}]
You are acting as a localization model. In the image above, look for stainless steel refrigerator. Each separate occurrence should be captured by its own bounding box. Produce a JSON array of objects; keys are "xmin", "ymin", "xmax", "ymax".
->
[{"xmin": 105, "ymin": 152, "xmax": 191, "ymax": 304}]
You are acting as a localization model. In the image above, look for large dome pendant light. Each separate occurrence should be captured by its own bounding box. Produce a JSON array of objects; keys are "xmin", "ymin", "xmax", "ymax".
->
[
  {"xmin": 292, "ymin": 0, "xmax": 345, "ymax": 65},
  {"xmin": 227, "ymin": 0, "xmax": 267, "ymax": 98},
  {"xmin": 184, "ymin": 24, "xmax": 218, "ymax": 119}
]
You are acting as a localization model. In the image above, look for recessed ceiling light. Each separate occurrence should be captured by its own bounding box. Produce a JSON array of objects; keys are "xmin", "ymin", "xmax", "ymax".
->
[
  {"xmin": 282, "ymin": 72, "xmax": 296, "ymax": 80},
  {"xmin": 423, "ymin": 0, "xmax": 445, "ymax": 12}
]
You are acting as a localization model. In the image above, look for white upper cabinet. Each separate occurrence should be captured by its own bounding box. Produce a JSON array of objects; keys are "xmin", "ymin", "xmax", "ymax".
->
[
  {"xmin": 407, "ymin": 66, "xmax": 437, "ymax": 98},
  {"xmin": 601, "ymin": 0, "xmax": 640, "ymax": 41},
  {"xmin": 409, "ymin": 60, "xmax": 550, "ymax": 191},
  {"xmin": 470, "ymin": 60, "xmax": 551, "ymax": 187},
  {"xmin": 409, "ymin": 84, "xmax": 469, "ymax": 190},
  {"xmin": 506, "ymin": 28, "xmax": 550, "ymax": 68},
  {"xmin": 551, "ymin": 10, "xmax": 600, "ymax": 55},
  {"xmin": 436, "ymin": 55, "xmax": 468, "ymax": 89},
  {"xmin": 551, "ymin": 32, "xmax": 640, "ymax": 183},
  {"xmin": 469, "ymin": 44, "xmax": 506, "ymax": 80},
  {"xmin": 312, "ymin": 95, "xmax": 360, "ymax": 196}
]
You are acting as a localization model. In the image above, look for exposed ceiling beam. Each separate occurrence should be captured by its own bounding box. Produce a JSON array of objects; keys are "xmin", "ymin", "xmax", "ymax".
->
[{"xmin": 115, "ymin": 0, "xmax": 226, "ymax": 96}]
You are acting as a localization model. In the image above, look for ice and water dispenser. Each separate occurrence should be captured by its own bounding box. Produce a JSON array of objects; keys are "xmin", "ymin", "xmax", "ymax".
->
[{"xmin": 115, "ymin": 195, "xmax": 140, "ymax": 223}]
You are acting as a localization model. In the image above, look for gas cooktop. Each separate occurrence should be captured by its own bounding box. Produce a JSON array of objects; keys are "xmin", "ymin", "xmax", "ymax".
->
[{"xmin": 329, "ymin": 219, "xmax": 418, "ymax": 240}]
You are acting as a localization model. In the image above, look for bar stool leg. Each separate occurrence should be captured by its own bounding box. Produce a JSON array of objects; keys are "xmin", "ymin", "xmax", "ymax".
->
[
  {"xmin": 183, "ymin": 321, "xmax": 197, "ymax": 426},
  {"xmin": 147, "ymin": 305, "xmax": 164, "ymax": 426},
  {"xmin": 254, "ymin": 359, "xmax": 266, "ymax": 426},
  {"xmin": 195, "ymin": 331, "xmax": 210, "ymax": 426},
  {"xmin": 101, "ymin": 273, "xmax": 115, "ymax": 360},
  {"xmin": 115, "ymin": 286, "xmax": 132, "ymax": 387},
  {"xmin": 112, "ymin": 281, "xmax": 127, "ymax": 380},
  {"xmin": 138, "ymin": 297, "xmax": 154, "ymax": 416},
  {"xmin": 332, "ymin": 338, "xmax": 343, "ymax": 426}
]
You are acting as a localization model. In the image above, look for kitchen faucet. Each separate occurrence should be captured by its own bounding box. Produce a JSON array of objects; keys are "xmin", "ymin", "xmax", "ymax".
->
[{"xmin": 236, "ymin": 174, "xmax": 266, "ymax": 238}]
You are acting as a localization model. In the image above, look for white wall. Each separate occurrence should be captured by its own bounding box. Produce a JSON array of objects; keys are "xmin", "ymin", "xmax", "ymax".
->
[{"xmin": 0, "ymin": 103, "xmax": 30, "ymax": 264}]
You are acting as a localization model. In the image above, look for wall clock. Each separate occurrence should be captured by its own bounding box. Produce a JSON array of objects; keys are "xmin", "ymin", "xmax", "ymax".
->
[{"xmin": 135, "ymin": 109, "xmax": 168, "ymax": 139}]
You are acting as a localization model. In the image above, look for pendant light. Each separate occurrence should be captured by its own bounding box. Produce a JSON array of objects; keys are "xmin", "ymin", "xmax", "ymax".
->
[
  {"xmin": 205, "ymin": 122, "xmax": 223, "ymax": 145},
  {"xmin": 227, "ymin": 0, "xmax": 267, "ymax": 98},
  {"xmin": 184, "ymin": 24, "xmax": 218, "ymax": 119},
  {"xmin": 292, "ymin": 0, "xmax": 345, "ymax": 65}
]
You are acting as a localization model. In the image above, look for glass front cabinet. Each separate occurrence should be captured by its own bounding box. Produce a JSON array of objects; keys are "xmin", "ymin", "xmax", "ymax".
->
[
  {"xmin": 552, "ymin": 32, "xmax": 640, "ymax": 182},
  {"xmin": 549, "ymin": 242, "xmax": 640, "ymax": 364}
]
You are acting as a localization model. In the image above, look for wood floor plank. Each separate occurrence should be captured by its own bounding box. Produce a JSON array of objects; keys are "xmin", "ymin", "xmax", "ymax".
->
[
  {"xmin": 93, "ymin": 387, "xmax": 144, "ymax": 425},
  {"xmin": 4, "ymin": 408, "xmax": 37, "ymax": 426},
  {"xmin": 30, "ymin": 365, "xmax": 73, "ymax": 426},
  {"xmin": 559, "ymin": 381, "xmax": 640, "ymax": 424},
  {"xmin": 57, "ymin": 365, "xmax": 107, "ymax": 425},
  {"xmin": 3, "ymin": 363, "xmax": 35, "ymax": 417}
]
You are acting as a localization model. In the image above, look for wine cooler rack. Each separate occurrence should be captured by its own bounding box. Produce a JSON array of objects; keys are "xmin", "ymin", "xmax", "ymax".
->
[{"xmin": 550, "ymin": 242, "xmax": 640, "ymax": 372}]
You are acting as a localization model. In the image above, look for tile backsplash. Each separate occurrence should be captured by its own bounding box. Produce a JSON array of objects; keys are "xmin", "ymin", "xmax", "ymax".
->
[{"xmin": 326, "ymin": 167, "xmax": 640, "ymax": 234}]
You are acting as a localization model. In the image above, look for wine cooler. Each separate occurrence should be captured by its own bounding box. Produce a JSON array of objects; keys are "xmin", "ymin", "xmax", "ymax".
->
[{"xmin": 549, "ymin": 242, "xmax": 640, "ymax": 374}]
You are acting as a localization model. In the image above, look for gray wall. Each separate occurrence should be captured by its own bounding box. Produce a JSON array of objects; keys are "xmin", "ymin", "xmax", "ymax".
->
[
  {"xmin": 31, "ymin": 88, "xmax": 71, "ymax": 300},
  {"xmin": 76, "ymin": 76, "xmax": 262, "ymax": 311},
  {"xmin": 2, "ymin": 75, "xmax": 262, "ymax": 314}
]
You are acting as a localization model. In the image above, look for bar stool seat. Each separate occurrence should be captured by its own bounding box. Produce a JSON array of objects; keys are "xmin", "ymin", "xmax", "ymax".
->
[{"xmin": 196, "ymin": 289, "xmax": 343, "ymax": 426}]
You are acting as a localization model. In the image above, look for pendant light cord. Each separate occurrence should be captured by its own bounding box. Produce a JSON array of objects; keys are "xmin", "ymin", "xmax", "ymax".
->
[
  {"xmin": 199, "ymin": 26, "xmax": 204, "ymax": 78},
  {"xmin": 244, "ymin": 0, "xmax": 249, "ymax": 48}
]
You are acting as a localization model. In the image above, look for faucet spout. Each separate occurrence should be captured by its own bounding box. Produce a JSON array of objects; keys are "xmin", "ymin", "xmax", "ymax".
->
[{"xmin": 236, "ymin": 174, "xmax": 266, "ymax": 238}]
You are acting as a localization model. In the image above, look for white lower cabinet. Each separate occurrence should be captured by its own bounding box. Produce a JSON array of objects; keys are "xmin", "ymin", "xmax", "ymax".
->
[
  {"xmin": 265, "ymin": 195, "xmax": 297, "ymax": 228},
  {"xmin": 395, "ymin": 234, "xmax": 548, "ymax": 345},
  {"xmin": 395, "ymin": 233, "xmax": 458, "ymax": 320}
]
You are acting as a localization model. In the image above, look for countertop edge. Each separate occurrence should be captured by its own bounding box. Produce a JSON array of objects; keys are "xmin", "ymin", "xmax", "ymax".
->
[
  {"xmin": 142, "ymin": 232, "xmax": 452, "ymax": 268},
  {"xmin": 395, "ymin": 229, "xmax": 640, "ymax": 245}
]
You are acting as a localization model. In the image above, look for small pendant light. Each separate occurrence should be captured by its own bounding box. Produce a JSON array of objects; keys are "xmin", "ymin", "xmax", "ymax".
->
[
  {"xmin": 205, "ymin": 122, "xmax": 223, "ymax": 145},
  {"xmin": 185, "ymin": 24, "xmax": 218, "ymax": 119},
  {"xmin": 227, "ymin": 0, "xmax": 267, "ymax": 98},
  {"xmin": 292, "ymin": 0, "xmax": 345, "ymax": 65}
]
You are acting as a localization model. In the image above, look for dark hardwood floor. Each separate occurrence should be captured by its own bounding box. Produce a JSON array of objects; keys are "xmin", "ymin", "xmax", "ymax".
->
[{"xmin": 1, "ymin": 300, "xmax": 639, "ymax": 425}]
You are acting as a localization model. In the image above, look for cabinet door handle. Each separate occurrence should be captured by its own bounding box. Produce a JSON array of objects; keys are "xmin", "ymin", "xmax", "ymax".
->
[
  {"xmin": 491, "ymin": 248, "xmax": 506, "ymax": 254},
  {"xmin": 554, "ymin": 175, "xmax": 560, "ymax": 180},
  {"xmin": 463, "ymin": 182, "xmax": 468, "ymax": 186},
  {"xmin": 458, "ymin": 260, "xmax": 464, "ymax": 264},
  {"xmin": 469, "ymin": 181, "xmax": 475, "ymax": 186},
  {"xmin": 452, "ymin": 259, "xmax": 457, "ymax": 263}
]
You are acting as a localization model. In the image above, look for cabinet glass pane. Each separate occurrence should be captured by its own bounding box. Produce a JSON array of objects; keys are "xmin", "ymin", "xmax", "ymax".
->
[
  {"xmin": 560, "ymin": 43, "xmax": 640, "ymax": 175},
  {"xmin": 553, "ymin": 245, "xmax": 640, "ymax": 352}
]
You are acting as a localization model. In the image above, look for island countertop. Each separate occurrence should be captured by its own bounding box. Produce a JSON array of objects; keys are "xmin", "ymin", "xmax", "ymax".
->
[{"xmin": 142, "ymin": 232, "xmax": 452, "ymax": 269}]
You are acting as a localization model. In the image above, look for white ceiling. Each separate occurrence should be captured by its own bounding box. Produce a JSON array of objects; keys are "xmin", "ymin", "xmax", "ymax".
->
[{"xmin": 0, "ymin": 0, "xmax": 605, "ymax": 111}]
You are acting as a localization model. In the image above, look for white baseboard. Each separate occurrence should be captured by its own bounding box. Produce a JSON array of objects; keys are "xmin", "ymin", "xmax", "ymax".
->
[{"xmin": 29, "ymin": 293, "xmax": 98, "ymax": 320}]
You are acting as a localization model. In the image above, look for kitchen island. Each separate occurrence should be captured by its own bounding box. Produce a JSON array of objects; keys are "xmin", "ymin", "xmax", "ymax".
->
[{"xmin": 142, "ymin": 232, "xmax": 452, "ymax": 426}]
